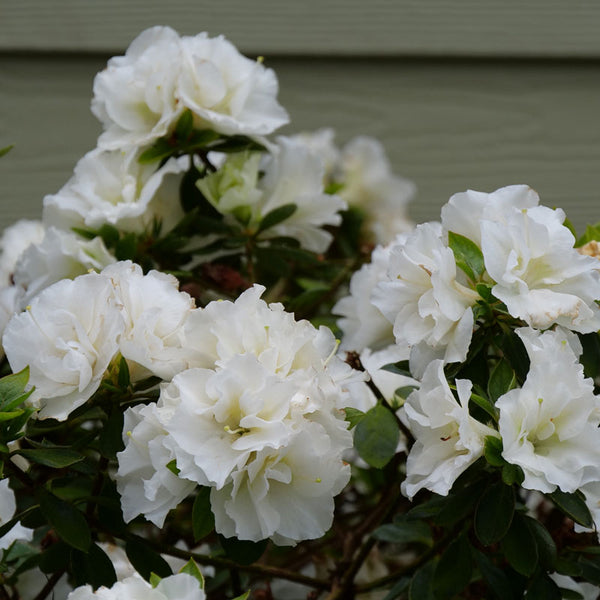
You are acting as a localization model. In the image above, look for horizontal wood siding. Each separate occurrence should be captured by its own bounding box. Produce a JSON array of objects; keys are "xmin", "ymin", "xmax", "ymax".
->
[
  {"xmin": 1, "ymin": 55, "xmax": 599, "ymax": 233},
  {"xmin": 1, "ymin": 1, "xmax": 600, "ymax": 57}
]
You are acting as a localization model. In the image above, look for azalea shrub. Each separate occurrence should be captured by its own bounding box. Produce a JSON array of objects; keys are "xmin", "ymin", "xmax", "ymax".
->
[{"xmin": 1, "ymin": 25, "xmax": 600, "ymax": 600}]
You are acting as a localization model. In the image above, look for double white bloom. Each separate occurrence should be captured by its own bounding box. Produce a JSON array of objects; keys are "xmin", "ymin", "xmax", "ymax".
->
[
  {"xmin": 117, "ymin": 286, "xmax": 363, "ymax": 544},
  {"xmin": 92, "ymin": 26, "xmax": 288, "ymax": 150},
  {"xmin": 198, "ymin": 137, "xmax": 347, "ymax": 253},
  {"xmin": 67, "ymin": 573, "xmax": 205, "ymax": 600},
  {"xmin": 401, "ymin": 361, "xmax": 498, "ymax": 499},
  {"xmin": 2, "ymin": 262, "xmax": 198, "ymax": 420},
  {"xmin": 497, "ymin": 327, "xmax": 600, "ymax": 494}
]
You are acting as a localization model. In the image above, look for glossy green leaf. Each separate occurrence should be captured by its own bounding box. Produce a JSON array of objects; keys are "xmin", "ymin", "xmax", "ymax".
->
[
  {"xmin": 192, "ymin": 487, "xmax": 215, "ymax": 541},
  {"xmin": 524, "ymin": 571, "xmax": 561, "ymax": 600},
  {"xmin": 125, "ymin": 538, "xmax": 172, "ymax": 581},
  {"xmin": 501, "ymin": 463, "xmax": 524, "ymax": 486},
  {"xmin": 526, "ymin": 516, "xmax": 556, "ymax": 569},
  {"xmin": 17, "ymin": 447, "xmax": 84, "ymax": 468},
  {"xmin": 409, "ymin": 559, "xmax": 436, "ymax": 600},
  {"xmin": 354, "ymin": 404, "xmax": 399, "ymax": 469},
  {"xmin": 500, "ymin": 513, "xmax": 538, "ymax": 576},
  {"xmin": 475, "ymin": 481, "xmax": 515, "ymax": 545},
  {"xmin": 174, "ymin": 109, "xmax": 194, "ymax": 140},
  {"xmin": 372, "ymin": 520, "xmax": 432, "ymax": 547},
  {"xmin": 71, "ymin": 543, "xmax": 118, "ymax": 590},
  {"xmin": 549, "ymin": 489, "xmax": 594, "ymax": 529},
  {"xmin": 433, "ymin": 532, "xmax": 472, "ymax": 599},
  {"xmin": 179, "ymin": 559, "xmax": 204, "ymax": 588},
  {"xmin": 0, "ymin": 367, "xmax": 31, "ymax": 410},
  {"xmin": 488, "ymin": 358, "xmax": 517, "ymax": 402},
  {"xmin": 98, "ymin": 410, "xmax": 125, "ymax": 459},
  {"xmin": 138, "ymin": 138, "xmax": 175, "ymax": 164},
  {"xmin": 448, "ymin": 230, "xmax": 485, "ymax": 281},
  {"xmin": 473, "ymin": 550, "xmax": 515, "ymax": 600},
  {"xmin": 343, "ymin": 407, "xmax": 365, "ymax": 429},
  {"xmin": 219, "ymin": 536, "xmax": 267, "ymax": 565},
  {"xmin": 38, "ymin": 489, "xmax": 91, "ymax": 552},
  {"xmin": 484, "ymin": 436, "xmax": 505, "ymax": 467},
  {"xmin": 256, "ymin": 203, "xmax": 297, "ymax": 234},
  {"xmin": 0, "ymin": 144, "xmax": 14, "ymax": 157}
]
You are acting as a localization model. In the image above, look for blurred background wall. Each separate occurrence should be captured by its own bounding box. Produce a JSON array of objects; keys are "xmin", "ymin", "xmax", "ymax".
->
[{"xmin": 1, "ymin": 0, "xmax": 599, "ymax": 233}]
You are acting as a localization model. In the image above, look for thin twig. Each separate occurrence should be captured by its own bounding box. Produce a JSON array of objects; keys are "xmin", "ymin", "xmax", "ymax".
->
[{"xmin": 32, "ymin": 570, "xmax": 65, "ymax": 600}]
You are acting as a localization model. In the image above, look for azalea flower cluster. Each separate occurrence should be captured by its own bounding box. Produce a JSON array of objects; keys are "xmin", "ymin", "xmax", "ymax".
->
[
  {"xmin": 336, "ymin": 183, "xmax": 600, "ymax": 531},
  {"xmin": 2, "ymin": 23, "xmax": 600, "ymax": 600}
]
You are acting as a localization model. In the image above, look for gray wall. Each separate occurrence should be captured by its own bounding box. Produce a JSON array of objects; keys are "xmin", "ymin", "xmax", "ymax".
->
[{"xmin": 1, "ymin": 1, "xmax": 600, "ymax": 232}]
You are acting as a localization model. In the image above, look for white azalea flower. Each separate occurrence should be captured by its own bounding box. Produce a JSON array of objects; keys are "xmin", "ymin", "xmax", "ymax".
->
[
  {"xmin": 0, "ymin": 286, "xmax": 23, "ymax": 360},
  {"xmin": 441, "ymin": 184, "xmax": 539, "ymax": 247},
  {"xmin": 497, "ymin": 327, "xmax": 600, "ymax": 494},
  {"xmin": 339, "ymin": 136, "xmax": 415, "ymax": 244},
  {"xmin": 481, "ymin": 204, "xmax": 600, "ymax": 331},
  {"xmin": 0, "ymin": 219, "xmax": 45, "ymax": 287},
  {"xmin": 102, "ymin": 261, "xmax": 196, "ymax": 380},
  {"xmin": 289, "ymin": 127, "xmax": 340, "ymax": 178},
  {"xmin": 92, "ymin": 26, "xmax": 288, "ymax": 150},
  {"xmin": 256, "ymin": 137, "xmax": 346, "ymax": 253},
  {"xmin": 0, "ymin": 479, "xmax": 33, "ymax": 550},
  {"xmin": 117, "ymin": 285, "xmax": 360, "ymax": 543},
  {"xmin": 198, "ymin": 138, "xmax": 346, "ymax": 253},
  {"xmin": 92, "ymin": 26, "xmax": 184, "ymax": 150},
  {"xmin": 401, "ymin": 360, "xmax": 497, "ymax": 500},
  {"xmin": 178, "ymin": 33, "xmax": 288, "ymax": 137},
  {"xmin": 372, "ymin": 223, "xmax": 479, "ymax": 378},
  {"xmin": 116, "ymin": 401, "xmax": 196, "ymax": 527},
  {"xmin": 2, "ymin": 273, "xmax": 124, "ymax": 420},
  {"xmin": 335, "ymin": 240, "xmax": 401, "ymax": 353},
  {"xmin": 43, "ymin": 147, "xmax": 186, "ymax": 234},
  {"xmin": 67, "ymin": 573, "xmax": 205, "ymax": 600},
  {"xmin": 13, "ymin": 227, "xmax": 116, "ymax": 305},
  {"xmin": 550, "ymin": 574, "xmax": 599, "ymax": 600},
  {"xmin": 211, "ymin": 421, "xmax": 350, "ymax": 546}
]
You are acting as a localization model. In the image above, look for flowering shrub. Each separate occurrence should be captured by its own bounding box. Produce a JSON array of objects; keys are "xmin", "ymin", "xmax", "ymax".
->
[{"xmin": 1, "ymin": 25, "xmax": 600, "ymax": 600}]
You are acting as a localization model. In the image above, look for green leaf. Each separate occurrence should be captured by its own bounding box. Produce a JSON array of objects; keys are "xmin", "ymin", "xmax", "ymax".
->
[
  {"xmin": 475, "ymin": 282, "xmax": 496, "ymax": 303},
  {"xmin": 343, "ymin": 407, "xmax": 365, "ymax": 429},
  {"xmin": 448, "ymin": 231, "xmax": 485, "ymax": 281},
  {"xmin": 179, "ymin": 559, "xmax": 204, "ymax": 588},
  {"xmin": 484, "ymin": 436, "xmax": 505, "ymax": 467},
  {"xmin": 230, "ymin": 593, "xmax": 251, "ymax": 600},
  {"xmin": 70, "ymin": 544, "xmax": 118, "ymax": 590},
  {"xmin": 501, "ymin": 463, "xmax": 524, "ymax": 486},
  {"xmin": 0, "ymin": 367, "xmax": 30, "ymax": 409},
  {"xmin": 117, "ymin": 355, "xmax": 131, "ymax": 389},
  {"xmin": 409, "ymin": 559, "xmax": 437, "ymax": 600},
  {"xmin": 469, "ymin": 392, "xmax": 498, "ymax": 422},
  {"xmin": 432, "ymin": 532, "xmax": 472, "ymax": 599},
  {"xmin": 192, "ymin": 487, "xmax": 215, "ymax": 541},
  {"xmin": 436, "ymin": 477, "xmax": 487, "ymax": 527},
  {"xmin": 473, "ymin": 550, "xmax": 515, "ymax": 600},
  {"xmin": 500, "ymin": 512, "xmax": 538, "ymax": 576},
  {"xmin": 354, "ymin": 404, "xmax": 400, "ymax": 469},
  {"xmin": 38, "ymin": 489, "xmax": 91, "ymax": 552},
  {"xmin": 575, "ymin": 222, "xmax": 600, "ymax": 247},
  {"xmin": 125, "ymin": 538, "xmax": 172, "ymax": 581},
  {"xmin": 98, "ymin": 410, "xmax": 125, "ymax": 459},
  {"xmin": 138, "ymin": 138, "xmax": 175, "ymax": 164},
  {"xmin": 16, "ymin": 448, "xmax": 84, "ymax": 468},
  {"xmin": 372, "ymin": 520, "xmax": 432, "ymax": 547},
  {"xmin": 219, "ymin": 536, "xmax": 267, "ymax": 565},
  {"xmin": 488, "ymin": 358, "xmax": 517, "ymax": 402},
  {"xmin": 39, "ymin": 540, "xmax": 71, "ymax": 574},
  {"xmin": 558, "ymin": 590, "xmax": 584, "ymax": 600},
  {"xmin": 525, "ymin": 571, "xmax": 561, "ymax": 600},
  {"xmin": 475, "ymin": 480, "xmax": 515, "ymax": 545},
  {"xmin": 549, "ymin": 489, "xmax": 594, "ymax": 529},
  {"xmin": 185, "ymin": 129, "xmax": 221, "ymax": 150},
  {"xmin": 208, "ymin": 135, "xmax": 266, "ymax": 154},
  {"xmin": 149, "ymin": 573, "xmax": 162, "ymax": 588},
  {"xmin": 382, "ymin": 361, "xmax": 411, "ymax": 377},
  {"xmin": 175, "ymin": 109, "xmax": 194, "ymax": 140},
  {"xmin": 0, "ymin": 144, "xmax": 14, "ymax": 157},
  {"xmin": 382, "ymin": 578, "xmax": 410, "ymax": 600},
  {"xmin": 0, "ymin": 409, "xmax": 24, "ymax": 421},
  {"xmin": 256, "ymin": 203, "xmax": 297, "ymax": 234},
  {"xmin": 526, "ymin": 516, "xmax": 556, "ymax": 570}
]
